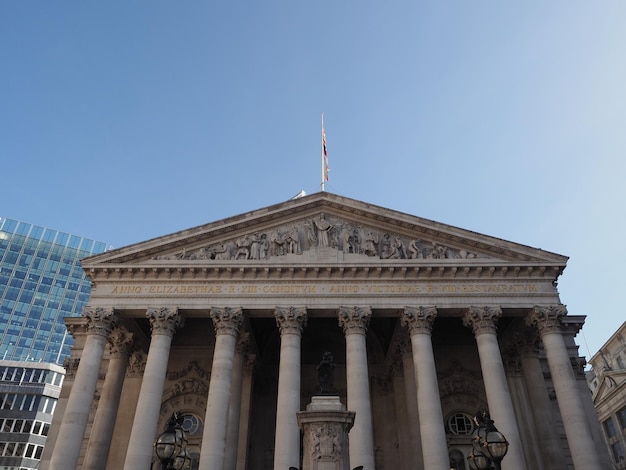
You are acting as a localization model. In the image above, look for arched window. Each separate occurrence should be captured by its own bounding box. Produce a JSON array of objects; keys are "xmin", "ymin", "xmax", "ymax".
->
[
  {"xmin": 446, "ymin": 412, "xmax": 474, "ymax": 436},
  {"xmin": 449, "ymin": 448, "xmax": 467, "ymax": 470}
]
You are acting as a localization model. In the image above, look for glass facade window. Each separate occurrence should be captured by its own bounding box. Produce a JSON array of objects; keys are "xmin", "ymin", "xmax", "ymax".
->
[{"xmin": 0, "ymin": 217, "xmax": 106, "ymax": 364}]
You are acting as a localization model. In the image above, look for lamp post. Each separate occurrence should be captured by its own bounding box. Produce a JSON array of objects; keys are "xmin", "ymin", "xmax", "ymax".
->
[
  {"xmin": 467, "ymin": 410, "xmax": 509, "ymax": 470},
  {"xmin": 154, "ymin": 412, "xmax": 191, "ymax": 470}
]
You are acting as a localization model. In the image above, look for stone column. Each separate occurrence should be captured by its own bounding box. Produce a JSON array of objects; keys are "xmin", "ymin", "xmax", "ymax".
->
[
  {"xmin": 236, "ymin": 354, "xmax": 256, "ymax": 470},
  {"xmin": 123, "ymin": 307, "xmax": 183, "ymax": 470},
  {"xmin": 401, "ymin": 306, "xmax": 449, "ymax": 470},
  {"xmin": 83, "ymin": 327, "xmax": 134, "ymax": 470},
  {"xmin": 515, "ymin": 331, "xmax": 564, "ymax": 468},
  {"xmin": 49, "ymin": 307, "xmax": 118, "ymax": 470},
  {"xmin": 526, "ymin": 306, "xmax": 604, "ymax": 470},
  {"xmin": 401, "ymin": 347, "xmax": 422, "ymax": 467},
  {"xmin": 338, "ymin": 306, "xmax": 375, "ymax": 470},
  {"xmin": 463, "ymin": 306, "xmax": 527, "ymax": 470},
  {"xmin": 273, "ymin": 306, "xmax": 307, "ymax": 470},
  {"xmin": 224, "ymin": 331, "xmax": 250, "ymax": 470},
  {"xmin": 199, "ymin": 307, "xmax": 243, "ymax": 470}
]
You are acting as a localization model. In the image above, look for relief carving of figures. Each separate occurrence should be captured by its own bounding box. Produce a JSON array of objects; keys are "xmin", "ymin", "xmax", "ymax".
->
[
  {"xmin": 361, "ymin": 231, "xmax": 378, "ymax": 256},
  {"xmin": 313, "ymin": 214, "xmax": 334, "ymax": 247},
  {"xmin": 167, "ymin": 214, "xmax": 486, "ymax": 262},
  {"xmin": 235, "ymin": 235, "xmax": 251, "ymax": 260},
  {"xmin": 408, "ymin": 239, "xmax": 423, "ymax": 259}
]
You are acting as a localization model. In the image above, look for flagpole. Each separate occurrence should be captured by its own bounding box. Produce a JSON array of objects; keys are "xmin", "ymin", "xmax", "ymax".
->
[{"xmin": 321, "ymin": 112, "xmax": 325, "ymax": 192}]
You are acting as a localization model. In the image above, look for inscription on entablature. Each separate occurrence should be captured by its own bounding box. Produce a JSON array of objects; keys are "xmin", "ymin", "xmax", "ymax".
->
[
  {"xmin": 152, "ymin": 214, "xmax": 486, "ymax": 262},
  {"xmin": 106, "ymin": 282, "xmax": 542, "ymax": 296}
]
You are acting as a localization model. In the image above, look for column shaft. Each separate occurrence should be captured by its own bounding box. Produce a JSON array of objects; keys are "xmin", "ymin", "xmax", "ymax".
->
[
  {"xmin": 339, "ymin": 307, "xmax": 375, "ymax": 470},
  {"xmin": 519, "ymin": 350, "xmax": 564, "ymax": 467},
  {"xmin": 528, "ymin": 306, "xmax": 604, "ymax": 470},
  {"xmin": 273, "ymin": 307, "xmax": 306, "ymax": 470},
  {"xmin": 402, "ymin": 306, "xmax": 448, "ymax": 470},
  {"xmin": 464, "ymin": 307, "xmax": 527, "ymax": 470},
  {"xmin": 83, "ymin": 328, "xmax": 133, "ymax": 470},
  {"xmin": 224, "ymin": 336, "xmax": 246, "ymax": 470},
  {"xmin": 49, "ymin": 307, "xmax": 117, "ymax": 470},
  {"xmin": 123, "ymin": 308, "xmax": 182, "ymax": 470},
  {"xmin": 199, "ymin": 307, "xmax": 243, "ymax": 470}
]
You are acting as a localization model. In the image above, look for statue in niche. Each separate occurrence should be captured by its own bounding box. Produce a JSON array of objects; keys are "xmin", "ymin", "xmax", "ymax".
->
[
  {"xmin": 408, "ymin": 239, "xmax": 423, "ymax": 259},
  {"xmin": 362, "ymin": 231, "xmax": 378, "ymax": 256},
  {"xmin": 316, "ymin": 352, "xmax": 336, "ymax": 395},
  {"xmin": 313, "ymin": 214, "xmax": 334, "ymax": 247}
]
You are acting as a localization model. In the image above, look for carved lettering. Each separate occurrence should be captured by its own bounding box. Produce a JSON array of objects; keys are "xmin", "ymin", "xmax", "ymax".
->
[{"xmin": 109, "ymin": 282, "xmax": 540, "ymax": 296}]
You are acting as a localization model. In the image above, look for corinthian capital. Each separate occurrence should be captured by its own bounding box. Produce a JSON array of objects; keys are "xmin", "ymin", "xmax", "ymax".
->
[
  {"xmin": 82, "ymin": 307, "xmax": 118, "ymax": 338},
  {"xmin": 462, "ymin": 306, "xmax": 502, "ymax": 336},
  {"xmin": 401, "ymin": 306, "xmax": 437, "ymax": 336},
  {"xmin": 526, "ymin": 305, "xmax": 567, "ymax": 336},
  {"xmin": 275, "ymin": 306, "xmax": 307, "ymax": 335},
  {"xmin": 108, "ymin": 327, "xmax": 135, "ymax": 358},
  {"xmin": 147, "ymin": 307, "xmax": 184, "ymax": 337},
  {"xmin": 338, "ymin": 306, "xmax": 372, "ymax": 335},
  {"xmin": 210, "ymin": 307, "xmax": 243, "ymax": 337}
]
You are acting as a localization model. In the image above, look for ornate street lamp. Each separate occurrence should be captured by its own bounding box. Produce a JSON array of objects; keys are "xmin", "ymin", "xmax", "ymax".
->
[
  {"xmin": 467, "ymin": 410, "xmax": 509, "ymax": 470},
  {"xmin": 154, "ymin": 412, "xmax": 191, "ymax": 470}
]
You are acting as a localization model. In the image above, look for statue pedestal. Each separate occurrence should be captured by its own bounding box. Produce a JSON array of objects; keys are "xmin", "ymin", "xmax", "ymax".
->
[{"xmin": 297, "ymin": 396, "xmax": 355, "ymax": 470}]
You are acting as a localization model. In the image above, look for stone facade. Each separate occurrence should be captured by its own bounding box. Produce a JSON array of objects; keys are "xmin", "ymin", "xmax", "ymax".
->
[
  {"xmin": 587, "ymin": 321, "xmax": 626, "ymax": 468},
  {"xmin": 40, "ymin": 192, "xmax": 611, "ymax": 470}
]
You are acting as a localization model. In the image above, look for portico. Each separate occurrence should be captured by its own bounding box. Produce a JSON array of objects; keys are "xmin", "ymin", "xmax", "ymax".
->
[{"xmin": 41, "ymin": 192, "xmax": 611, "ymax": 470}]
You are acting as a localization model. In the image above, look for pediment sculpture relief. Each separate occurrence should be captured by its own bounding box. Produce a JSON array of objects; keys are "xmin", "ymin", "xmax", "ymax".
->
[{"xmin": 154, "ymin": 214, "xmax": 484, "ymax": 261}]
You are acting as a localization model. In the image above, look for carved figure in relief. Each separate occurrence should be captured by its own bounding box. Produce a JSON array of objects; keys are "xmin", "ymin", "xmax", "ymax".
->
[
  {"xmin": 259, "ymin": 234, "xmax": 269, "ymax": 259},
  {"xmin": 235, "ymin": 235, "xmax": 251, "ymax": 260},
  {"xmin": 305, "ymin": 220, "xmax": 317, "ymax": 248},
  {"xmin": 249, "ymin": 233, "xmax": 260, "ymax": 260},
  {"xmin": 271, "ymin": 230, "xmax": 287, "ymax": 256},
  {"xmin": 408, "ymin": 239, "xmax": 423, "ymax": 259},
  {"xmin": 341, "ymin": 226, "xmax": 351, "ymax": 252},
  {"xmin": 380, "ymin": 234, "xmax": 393, "ymax": 259},
  {"xmin": 285, "ymin": 226, "xmax": 300, "ymax": 254},
  {"xmin": 213, "ymin": 243, "xmax": 231, "ymax": 260},
  {"xmin": 349, "ymin": 229, "xmax": 361, "ymax": 254},
  {"xmin": 313, "ymin": 214, "xmax": 333, "ymax": 247},
  {"xmin": 362, "ymin": 231, "xmax": 378, "ymax": 256}
]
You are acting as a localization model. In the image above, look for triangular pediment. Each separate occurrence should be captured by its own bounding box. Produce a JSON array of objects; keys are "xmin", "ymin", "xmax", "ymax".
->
[
  {"xmin": 82, "ymin": 193, "xmax": 567, "ymax": 274},
  {"xmin": 591, "ymin": 369, "xmax": 626, "ymax": 406}
]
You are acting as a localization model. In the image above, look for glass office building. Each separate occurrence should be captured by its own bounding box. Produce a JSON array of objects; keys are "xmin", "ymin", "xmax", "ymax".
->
[{"xmin": 0, "ymin": 217, "xmax": 107, "ymax": 364}]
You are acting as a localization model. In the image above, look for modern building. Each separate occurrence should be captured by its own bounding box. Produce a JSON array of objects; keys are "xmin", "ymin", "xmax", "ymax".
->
[
  {"xmin": 42, "ymin": 193, "xmax": 611, "ymax": 470},
  {"xmin": 0, "ymin": 217, "xmax": 106, "ymax": 470},
  {"xmin": 587, "ymin": 321, "xmax": 626, "ymax": 468},
  {"xmin": 0, "ymin": 217, "xmax": 107, "ymax": 363},
  {"xmin": 0, "ymin": 360, "xmax": 65, "ymax": 470}
]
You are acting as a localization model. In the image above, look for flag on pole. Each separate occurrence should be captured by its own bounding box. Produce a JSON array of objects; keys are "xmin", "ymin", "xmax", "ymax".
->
[{"xmin": 322, "ymin": 128, "xmax": 329, "ymax": 182}]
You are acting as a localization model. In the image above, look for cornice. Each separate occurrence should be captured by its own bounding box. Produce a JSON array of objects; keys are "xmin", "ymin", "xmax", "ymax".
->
[{"xmin": 85, "ymin": 262, "xmax": 563, "ymax": 283}]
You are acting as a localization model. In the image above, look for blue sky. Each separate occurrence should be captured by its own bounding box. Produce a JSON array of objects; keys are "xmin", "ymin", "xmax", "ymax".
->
[{"xmin": 2, "ymin": 2, "xmax": 625, "ymax": 359}]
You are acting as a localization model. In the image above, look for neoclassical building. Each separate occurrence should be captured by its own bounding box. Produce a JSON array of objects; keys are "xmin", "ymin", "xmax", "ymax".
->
[{"xmin": 41, "ymin": 193, "xmax": 610, "ymax": 470}]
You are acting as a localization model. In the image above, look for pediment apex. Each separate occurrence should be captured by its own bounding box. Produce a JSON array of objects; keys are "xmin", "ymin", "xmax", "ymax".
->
[
  {"xmin": 591, "ymin": 369, "xmax": 626, "ymax": 404},
  {"xmin": 82, "ymin": 192, "xmax": 568, "ymax": 268}
]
